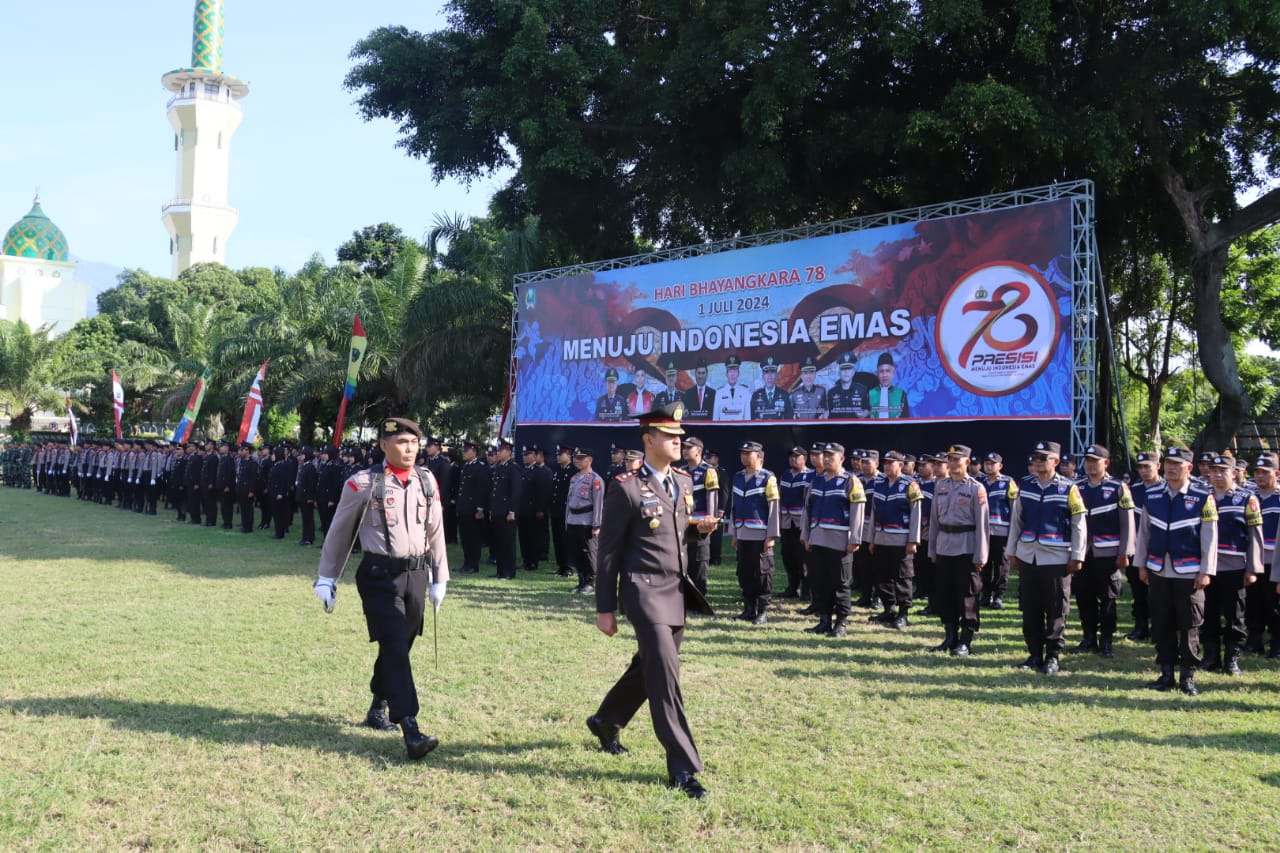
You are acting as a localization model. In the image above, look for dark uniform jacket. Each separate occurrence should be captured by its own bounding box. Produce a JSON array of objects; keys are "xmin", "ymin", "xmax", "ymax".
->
[
  {"xmin": 682, "ymin": 384, "xmax": 716, "ymax": 420},
  {"xmin": 183, "ymin": 452, "xmax": 204, "ymax": 490},
  {"xmin": 236, "ymin": 456, "xmax": 259, "ymax": 495},
  {"xmin": 318, "ymin": 460, "xmax": 346, "ymax": 506},
  {"xmin": 551, "ymin": 462, "xmax": 574, "ymax": 518},
  {"xmin": 596, "ymin": 466, "xmax": 713, "ymax": 625},
  {"xmin": 298, "ymin": 460, "xmax": 319, "ymax": 503},
  {"xmin": 216, "ymin": 453, "xmax": 237, "ymax": 490},
  {"xmin": 424, "ymin": 454, "xmax": 452, "ymax": 503},
  {"xmin": 458, "ymin": 458, "xmax": 490, "ymax": 514},
  {"xmin": 201, "ymin": 453, "xmax": 219, "ymax": 489},
  {"xmin": 489, "ymin": 459, "xmax": 523, "ymax": 517}
]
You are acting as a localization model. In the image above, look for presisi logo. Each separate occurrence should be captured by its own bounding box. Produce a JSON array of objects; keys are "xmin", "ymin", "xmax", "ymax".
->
[{"xmin": 934, "ymin": 262, "xmax": 1061, "ymax": 397}]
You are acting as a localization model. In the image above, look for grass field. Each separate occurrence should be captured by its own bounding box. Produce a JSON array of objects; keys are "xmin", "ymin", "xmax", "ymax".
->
[{"xmin": 2, "ymin": 488, "xmax": 1279, "ymax": 851}]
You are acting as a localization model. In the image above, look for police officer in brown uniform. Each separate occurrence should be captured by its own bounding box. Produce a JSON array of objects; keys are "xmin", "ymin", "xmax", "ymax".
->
[
  {"xmin": 589, "ymin": 401, "xmax": 715, "ymax": 799},
  {"xmin": 313, "ymin": 417, "xmax": 449, "ymax": 759},
  {"xmin": 927, "ymin": 444, "xmax": 990, "ymax": 656}
]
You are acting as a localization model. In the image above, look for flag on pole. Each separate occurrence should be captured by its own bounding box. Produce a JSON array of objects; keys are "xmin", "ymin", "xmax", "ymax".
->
[
  {"xmin": 111, "ymin": 370, "xmax": 124, "ymax": 439},
  {"xmin": 498, "ymin": 356, "xmax": 517, "ymax": 440},
  {"xmin": 171, "ymin": 368, "xmax": 214, "ymax": 444},
  {"xmin": 237, "ymin": 359, "xmax": 270, "ymax": 444},
  {"xmin": 333, "ymin": 314, "xmax": 367, "ymax": 441},
  {"xmin": 65, "ymin": 392, "xmax": 78, "ymax": 446}
]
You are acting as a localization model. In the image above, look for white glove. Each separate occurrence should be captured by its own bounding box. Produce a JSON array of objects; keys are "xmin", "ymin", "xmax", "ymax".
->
[
  {"xmin": 429, "ymin": 582, "xmax": 447, "ymax": 612},
  {"xmin": 313, "ymin": 578, "xmax": 336, "ymax": 613},
  {"xmin": 151, "ymin": 479, "xmax": 156, "ymax": 486}
]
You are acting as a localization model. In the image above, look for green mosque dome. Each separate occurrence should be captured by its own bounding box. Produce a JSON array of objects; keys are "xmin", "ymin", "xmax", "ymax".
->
[{"xmin": 3, "ymin": 197, "xmax": 70, "ymax": 262}]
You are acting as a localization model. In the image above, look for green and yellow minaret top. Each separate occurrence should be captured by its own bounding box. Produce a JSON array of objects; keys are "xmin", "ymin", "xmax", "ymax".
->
[{"xmin": 162, "ymin": 0, "xmax": 249, "ymax": 98}]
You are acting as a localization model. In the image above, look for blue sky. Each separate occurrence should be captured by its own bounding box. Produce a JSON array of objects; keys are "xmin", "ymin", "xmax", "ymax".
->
[{"xmin": 1, "ymin": 1, "xmax": 503, "ymax": 279}]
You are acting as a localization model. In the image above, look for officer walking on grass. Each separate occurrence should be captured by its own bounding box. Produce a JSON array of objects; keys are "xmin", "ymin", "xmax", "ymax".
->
[
  {"xmin": 313, "ymin": 418, "xmax": 449, "ymax": 759},
  {"xmin": 588, "ymin": 401, "xmax": 716, "ymax": 799}
]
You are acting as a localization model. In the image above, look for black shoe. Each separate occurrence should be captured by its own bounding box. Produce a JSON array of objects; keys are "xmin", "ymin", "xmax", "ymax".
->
[
  {"xmin": 918, "ymin": 603, "xmax": 936, "ymax": 617},
  {"xmin": 1224, "ymin": 655, "xmax": 1242, "ymax": 676},
  {"xmin": 1100, "ymin": 639, "xmax": 1114, "ymax": 659},
  {"xmin": 578, "ymin": 583, "xmax": 594, "ymax": 595},
  {"xmin": 1243, "ymin": 635, "xmax": 1264, "ymax": 654},
  {"xmin": 797, "ymin": 604, "xmax": 817, "ymax": 616},
  {"xmin": 798, "ymin": 591, "xmax": 811, "ymax": 602},
  {"xmin": 222, "ymin": 524, "xmax": 233, "ymax": 530},
  {"xmin": 586, "ymin": 715, "xmax": 627, "ymax": 755},
  {"xmin": 1069, "ymin": 637, "xmax": 1098, "ymax": 655},
  {"xmin": 853, "ymin": 596, "xmax": 873, "ymax": 609},
  {"xmin": 298, "ymin": 540, "xmax": 313, "ymax": 546},
  {"xmin": 1146, "ymin": 670, "xmax": 1176, "ymax": 691},
  {"xmin": 365, "ymin": 699, "xmax": 398, "ymax": 732},
  {"xmin": 1202, "ymin": 657, "xmax": 1222, "ymax": 673},
  {"xmin": 979, "ymin": 593, "xmax": 992, "ymax": 608},
  {"xmin": 870, "ymin": 597, "xmax": 884, "ymax": 611},
  {"xmin": 1041, "ymin": 657, "xmax": 1061, "ymax": 676},
  {"xmin": 668, "ymin": 772, "xmax": 708, "ymax": 799},
  {"xmin": 826, "ymin": 621, "xmax": 847, "ymax": 638},
  {"xmin": 891, "ymin": 615, "xmax": 909, "ymax": 631},
  {"xmin": 400, "ymin": 717, "xmax": 439, "ymax": 759},
  {"xmin": 1179, "ymin": 672, "xmax": 1199, "ymax": 696},
  {"xmin": 1018, "ymin": 655, "xmax": 1043, "ymax": 671},
  {"xmin": 990, "ymin": 597, "xmax": 1004, "ymax": 609},
  {"xmin": 1125, "ymin": 626, "xmax": 1150, "ymax": 642},
  {"xmin": 779, "ymin": 587, "xmax": 798, "ymax": 599},
  {"xmin": 951, "ymin": 643, "xmax": 971, "ymax": 658},
  {"xmin": 272, "ymin": 534, "xmax": 285, "ymax": 540},
  {"xmin": 735, "ymin": 608, "xmax": 754, "ymax": 621},
  {"xmin": 804, "ymin": 617, "xmax": 831, "ymax": 635},
  {"xmin": 930, "ymin": 633, "xmax": 956, "ymax": 653},
  {"xmin": 869, "ymin": 610, "xmax": 894, "ymax": 624},
  {"xmin": 751, "ymin": 611, "xmax": 768, "ymax": 625}
]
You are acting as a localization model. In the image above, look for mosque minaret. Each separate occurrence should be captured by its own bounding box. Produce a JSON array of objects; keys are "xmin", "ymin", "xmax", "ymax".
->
[{"xmin": 161, "ymin": 0, "xmax": 249, "ymax": 277}]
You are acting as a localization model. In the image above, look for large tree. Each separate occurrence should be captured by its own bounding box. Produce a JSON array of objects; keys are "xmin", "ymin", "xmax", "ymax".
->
[{"xmin": 347, "ymin": 0, "xmax": 1280, "ymax": 446}]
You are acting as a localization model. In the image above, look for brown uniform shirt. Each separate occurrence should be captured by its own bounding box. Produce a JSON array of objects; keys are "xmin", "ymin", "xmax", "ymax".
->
[
  {"xmin": 317, "ymin": 465, "xmax": 449, "ymax": 582},
  {"xmin": 928, "ymin": 475, "xmax": 991, "ymax": 563}
]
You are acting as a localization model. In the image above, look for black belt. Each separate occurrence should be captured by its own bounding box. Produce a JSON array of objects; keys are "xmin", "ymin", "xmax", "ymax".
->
[
  {"xmin": 360, "ymin": 553, "xmax": 432, "ymax": 573},
  {"xmin": 938, "ymin": 523, "xmax": 976, "ymax": 534}
]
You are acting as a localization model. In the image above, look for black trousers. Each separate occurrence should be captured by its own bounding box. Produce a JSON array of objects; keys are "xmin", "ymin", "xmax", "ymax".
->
[
  {"xmin": 934, "ymin": 553, "xmax": 982, "ymax": 632},
  {"xmin": 735, "ymin": 537, "xmax": 774, "ymax": 610},
  {"xmin": 273, "ymin": 495, "xmax": 293, "ymax": 537},
  {"xmin": 517, "ymin": 514, "xmax": 541, "ymax": 569},
  {"xmin": 444, "ymin": 502, "xmax": 458, "ymax": 544},
  {"xmin": 220, "ymin": 490, "xmax": 236, "ymax": 528},
  {"xmin": 808, "ymin": 545, "xmax": 852, "ymax": 617},
  {"xmin": 492, "ymin": 516, "xmax": 518, "ymax": 578},
  {"xmin": 300, "ymin": 501, "xmax": 316, "ymax": 542},
  {"xmin": 319, "ymin": 502, "xmax": 336, "ymax": 535},
  {"xmin": 260, "ymin": 493, "xmax": 272, "ymax": 528},
  {"xmin": 238, "ymin": 492, "xmax": 255, "ymax": 532},
  {"xmin": 873, "ymin": 544, "xmax": 915, "ymax": 608},
  {"xmin": 1148, "ymin": 573, "xmax": 1205, "ymax": 669},
  {"xmin": 685, "ymin": 530, "xmax": 711, "ymax": 597},
  {"xmin": 853, "ymin": 546, "xmax": 876, "ymax": 602},
  {"xmin": 1073, "ymin": 555, "xmax": 1124, "ymax": 640},
  {"xmin": 1201, "ymin": 570, "xmax": 1248, "ymax": 654},
  {"xmin": 459, "ymin": 512, "xmax": 485, "ymax": 570},
  {"xmin": 595, "ymin": 621, "xmax": 702, "ymax": 780},
  {"xmin": 186, "ymin": 487, "xmax": 203, "ymax": 524},
  {"xmin": 1244, "ymin": 576, "xmax": 1280, "ymax": 650},
  {"xmin": 914, "ymin": 538, "xmax": 932, "ymax": 600},
  {"xmin": 203, "ymin": 488, "xmax": 218, "ymax": 525},
  {"xmin": 1018, "ymin": 559, "xmax": 1072, "ymax": 659},
  {"xmin": 709, "ymin": 525, "xmax": 724, "ymax": 565},
  {"xmin": 1126, "ymin": 564, "xmax": 1150, "ymax": 630},
  {"xmin": 550, "ymin": 514, "xmax": 569, "ymax": 572},
  {"xmin": 355, "ymin": 559, "xmax": 429, "ymax": 724},
  {"xmin": 780, "ymin": 524, "xmax": 805, "ymax": 594},
  {"xmin": 983, "ymin": 536, "xmax": 1009, "ymax": 599},
  {"xmin": 173, "ymin": 486, "xmax": 186, "ymax": 519},
  {"xmin": 566, "ymin": 524, "xmax": 597, "ymax": 588}
]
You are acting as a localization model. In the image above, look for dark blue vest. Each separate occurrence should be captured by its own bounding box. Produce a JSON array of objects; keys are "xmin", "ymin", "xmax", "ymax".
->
[
  {"xmin": 808, "ymin": 473, "xmax": 856, "ymax": 531},
  {"xmin": 1017, "ymin": 475, "xmax": 1077, "ymax": 550},
  {"xmin": 1079, "ymin": 476, "xmax": 1126, "ymax": 550},
  {"xmin": 1144, "ymin": 484, "xmax": 1213, "ymax": 573},
  {"xmin": 733, "ymin": 469, "xmax": 773, "ymax": 530},
  {"xmin": 779, "ymin": 468, "xmax": 814, "ymax": 517}
]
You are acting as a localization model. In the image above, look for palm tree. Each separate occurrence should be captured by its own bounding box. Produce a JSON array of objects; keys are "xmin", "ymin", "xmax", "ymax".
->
[{"xmin": 0, "ymin": 320, "xmax": 65, "ymax": 433}]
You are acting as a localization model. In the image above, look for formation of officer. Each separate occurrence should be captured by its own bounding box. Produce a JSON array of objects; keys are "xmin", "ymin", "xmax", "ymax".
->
[{"xmin": 588, "ymin": 400, "xmax": 715, "ymax": 799}]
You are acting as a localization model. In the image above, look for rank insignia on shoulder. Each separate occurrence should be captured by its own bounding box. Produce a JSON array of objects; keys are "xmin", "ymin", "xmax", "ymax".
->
[{"xmin": 616, "ymin": 471, "xmax": 637, "ymax": 483}]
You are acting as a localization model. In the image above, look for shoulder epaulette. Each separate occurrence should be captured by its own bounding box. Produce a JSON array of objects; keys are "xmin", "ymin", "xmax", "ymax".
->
[{"xmin": 615, "ymin": 471, "xmax": 638, "ymax": 483}]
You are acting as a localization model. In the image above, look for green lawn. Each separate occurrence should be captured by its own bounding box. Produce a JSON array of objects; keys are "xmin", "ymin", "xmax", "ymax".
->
[{"xmin": 1, "ymin": 488, "xmax": 1278, "ymax": 851}]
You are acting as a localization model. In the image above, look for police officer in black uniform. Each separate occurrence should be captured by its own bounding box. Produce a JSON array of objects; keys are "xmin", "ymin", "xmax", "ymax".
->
[
  {"xmin": 489, "ymin": 438, "xmax": 523, "ymax": 579},
  {"xmin": 550, "ymin": 445, "xmax": 576, "ymax": 576},
  {"xmin": 457, "ymin": 440, "xmax": 490, "ymax": 573}
]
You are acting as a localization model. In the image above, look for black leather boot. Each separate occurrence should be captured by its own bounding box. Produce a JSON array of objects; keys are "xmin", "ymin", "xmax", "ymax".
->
[
  {"xmin": 1223, "ymin": 647, "xmax": 1242, "ymax": 676},
  {"xmin": 930, "ymin": 626, "xmax": 957, "ymax": 653},
  {"xmin": 364, "ymin": 697, "xmax": 397, "ymax": 731},
  {"xmin": 1146, "ymin": 666, "xmax": 1176, "ymax": 691},
  {"xmin": 826, "ymin": 616, "xmax": 847, "ymax": 638},
  {"xmin": 1178, "ymin": 668, "xmax": 1198, "ymax": 696},
  {"xmin": 805, "ymin": 615, "xmax": 832, "ymax": 634},
  {"xmin": 952, "ymin": 628, "xmax": 974, "ymax": 658},
  {"xmin": 1202, "ymin": 640, "xmax": 1221, "ymax": 672},
  {"xmin": 400, "ymin": 716, "xmax": 439, "ymax": 759}
]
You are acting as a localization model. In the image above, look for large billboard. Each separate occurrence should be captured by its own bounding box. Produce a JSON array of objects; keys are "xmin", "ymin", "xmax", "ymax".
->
[{"xmin": 514, "ymin": 199, "xmax": 1073, "ymax": 427}]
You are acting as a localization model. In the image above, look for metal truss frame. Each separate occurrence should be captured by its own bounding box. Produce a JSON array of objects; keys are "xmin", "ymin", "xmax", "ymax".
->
[{"xmin": 512, "ymin": 180, "xmax": 1097, "ymax": 455}]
